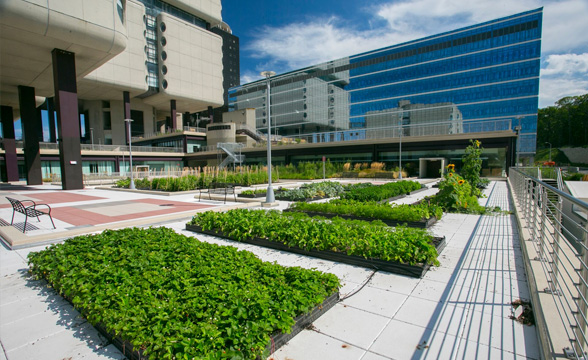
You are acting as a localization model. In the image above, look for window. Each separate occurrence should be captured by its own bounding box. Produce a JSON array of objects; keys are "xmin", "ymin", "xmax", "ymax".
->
[
  {"xmin": 116, "ymin": 0, "xmax": 125, "ymax": 23},
  {"xmin": 103, "ymin": 111, "xmax": 111, "ymax": 130}
]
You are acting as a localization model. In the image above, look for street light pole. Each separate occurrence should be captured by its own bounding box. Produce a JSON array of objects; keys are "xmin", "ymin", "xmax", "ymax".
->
[
  {"xmin": 545, "ymin": 142, "xmax": 552, "ymax": 162},
  {"xmin": 398, "ymin": 113, "xmax": 403, "ymax": 180},
  {"xmin": 124, "ymin": 119, "xmax": 135, "ymax": 190},
  {"xmin": 261, "ymin": 71, "xmax": 276, "ymax": 204},
  {"xmin": 515, "ymin": 116, "xmax": 522, "ymax": 168}
]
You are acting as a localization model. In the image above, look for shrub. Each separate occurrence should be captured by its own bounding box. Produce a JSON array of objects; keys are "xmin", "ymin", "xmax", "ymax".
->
[{"xmin": 461, "ymin": 140, "xmax": 483, "ymax": 196}]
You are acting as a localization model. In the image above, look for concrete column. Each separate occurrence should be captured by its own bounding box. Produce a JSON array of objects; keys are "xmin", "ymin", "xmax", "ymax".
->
[
  {"xmin": 208, "ymin": 106, "xmax": 214, "ymax": 123},
  {"xmin": 170, "ymin": 100, "xmax": 177, "ymax": 131},
  {"xmin": 52, "ymin": 48, "xmax": 83, "ymax": 190},
  {"xmin": 47, "ymin": 98, "xmax": 57, "ymax": 143},
  {"xmin": 18, "ymin": 85, "xmax": 43, "ymax": 185},
  {"xmin": 123, "ymin": 91, "xmax": 131, "ymax": 144},
  {"xmin": 183, "ymin": 112, "xmax": 190, "ymax": 129},
  {"xmin": 1, "ymin": 106, "xmax": 20, "ymax": 182}
]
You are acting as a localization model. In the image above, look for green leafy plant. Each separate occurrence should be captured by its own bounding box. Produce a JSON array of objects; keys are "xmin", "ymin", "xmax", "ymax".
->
[
  {"xmin": 289, "ymin": 199, "xmax": 443, "ymax": 222},
  {"xmin": 461, "ymin": 140, "xmax": 484, "ymax": 195},
  {"xmin": 28, "ymin": 227, "xmax": 339, "ymax": 359},
  {"xmin": 276, "ymin": 181, "xmax": 345, "ymax": 201},
  {"xmin": 432, "ymin": 164, "xmax": 486, "ymax": 213},
  {"xmin": 340, "ymin": 181, "xmax": 421, "ymax": 202},
  {"xmin": 189, "ymin": 209, "xmax": 439, "ymax": 266}
]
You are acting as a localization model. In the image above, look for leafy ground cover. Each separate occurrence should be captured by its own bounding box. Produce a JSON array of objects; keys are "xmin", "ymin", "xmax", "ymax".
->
[
  {"xmin": 275, "ymin": 181, "xmax": 345, "ymax": 201},
  {"xmin": 28, "ymin": 227, "xmax": 339, "ymax": 359},
  {"xmin": 340, "ymin": 180, "xmax": 422, "ymax": 202},
  {"xmin": 115, "ymin": 167, "xmax": 274, "ymax": 191},
  {"xmin": 288, "ymin": 199, "xmax": 443, "ymax": 223},
  {"xmin": 188, "ymin": 209, "xmax": 439, "ymax": 266}
]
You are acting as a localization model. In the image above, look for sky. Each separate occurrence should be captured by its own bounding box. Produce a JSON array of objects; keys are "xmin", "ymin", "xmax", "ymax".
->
[{"xmin": 221, "ymin": 0, "xmax": 588, "ymax": 109}]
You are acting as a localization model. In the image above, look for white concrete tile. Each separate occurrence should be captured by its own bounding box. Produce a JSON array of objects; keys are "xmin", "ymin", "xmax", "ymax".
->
[
  {"xmin": 394, "ymin": 297, "xmax": 469, "ymax": 337},
  {"xmin": 339, "ymin": 280, "xmax": 362, "ymax": 298},
  {"xmin": 0, "ymin": 292, "xmax": 70, "ymax": 326},
  {"xmin": 0, "ymin": 278, "xmax": 51, "ymax": 307},
  {"xmin": 0, "ymin": 305, "xmax": 86, "ymax": 351},
  {"xmin": 5, "ymin": 322, "xmax": 109, "ymax": 360},
  {"xmin": 369, "ymin": 319, "xmax": 461, "ymax": 360},
  {"xmin": 359, "ymin": 352, "xmax": 390, "ymax": 360},
  {"xmin": 366, "ymin": 271, "xmax": 419, "ymax": 295},
  {"xmin": 459, "ymin": 308, "xmax": 540, "ymax": 359},
  {"xmin": 313, "ymin": 304, "xmax": 389, "ymax": 349},
  {"xmin": 77, "ymin": 344, "xmax": 126, "ymax": 360},
  {"xmin": 456, "ymin": 338, "xmax": 534, "ymax": 360},
  {"xmin": 328, "ymin": 263, "xmax": 375, "ymax": 284},
  {"xmin": 269, "ymin": 329, "xmax": 365, "ymax": 360},
  {"xmin": 341, "ymin": 286, "xmax": 408, "ymax": 318}
]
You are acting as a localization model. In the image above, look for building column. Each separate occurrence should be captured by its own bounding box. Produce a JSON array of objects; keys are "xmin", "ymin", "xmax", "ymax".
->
[
  {"xmin": 170, "ymin": 100, "xmax": 177, "ymax": 131},
  {"xmin": 52, "ymin": 48, "xmax": 83, "ymax": 190},
  {"xmin": 18, "ymin": 86, "xmax": 43, "ymax": 185},
  {"xmin": 1, "ymin": 106, "xmax": 20, "ymax": 182},
  {"xmin": 183, "ymin": 112, "xmax": 190, "ymax": 129},
  {"xmin": 208, "ymin": 106, "xmax": 214, "ymax": 123},
  {"xmin": 47, "ymin": 98, "xmax": 57, "ymax": 143},
  {"xmin": 123, "ymin": 91, "xmax": 131, "ymax": 144}
]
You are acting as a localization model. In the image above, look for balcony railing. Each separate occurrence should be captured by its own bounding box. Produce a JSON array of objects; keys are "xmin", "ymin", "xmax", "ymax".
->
[
  {"xmin": 510, "ymin": 167, "xmax": 588, "ymax": 359},
  {"xmin": 10, "ymin": 141, "xmax": 183, "ymax": 153}
]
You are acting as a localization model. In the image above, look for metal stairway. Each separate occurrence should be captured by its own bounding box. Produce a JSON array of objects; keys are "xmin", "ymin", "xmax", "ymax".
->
[
  {"xmin": 217, "ymin": 143, "xmax": 245, "ymax": 169},
  {"xmin": 235, "ymin": 124, "xmax": 265, "ymax": 142}
]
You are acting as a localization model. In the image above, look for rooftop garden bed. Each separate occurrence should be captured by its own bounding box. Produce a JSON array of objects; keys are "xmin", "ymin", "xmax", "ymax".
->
[
  {"xmin": 27, "ymin": 227, "xmax": 339, "ymax": 359},
  {"xmin": 340, "ymin": 180, "xmax": 423, "ymax": 202},
  {"xmin": 286, "ymin": 199, "xmax": 443, "ymax": 228},
  {"xmin": 274, "ymin": 181, "xmax": 345, "ymax": 202},
  {"xmin": 187, "ymin": 210, "xmax": 443, "ymax": 277}
]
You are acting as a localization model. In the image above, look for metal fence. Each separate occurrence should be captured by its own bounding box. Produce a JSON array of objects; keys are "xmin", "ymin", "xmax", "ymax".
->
[
  {"xmin": 11, "ymin": 141, "xmax": 182, "ymax": 153},
  {"xmin": 510, "ymin": 168, "xmax": 588, "ymax": 359}
]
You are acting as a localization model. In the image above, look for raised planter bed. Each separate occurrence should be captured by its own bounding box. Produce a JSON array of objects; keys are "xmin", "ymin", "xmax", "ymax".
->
[
  {"xmin": 90, "ymin": 292, "xmax": 339, "ymax": 360},
  {"xmin": 282, "ymin": 209, "xmax": 438, "ymax": 228},
  {"xmin": 274, "ymin": 194, "xmax": 330, "ymax": 202},
  {"xmin": 186, "ymin": 224, "xmax": 445, "ymax": 278},
  {"xmin": 376, "ymin": 185, "xmax": 428, "ymax": 203}
]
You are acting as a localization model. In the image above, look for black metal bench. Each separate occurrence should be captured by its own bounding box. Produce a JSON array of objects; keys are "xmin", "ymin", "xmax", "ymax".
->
[
  {"xmin": 198, "ymin": 182, "xmax": 236, "ymax": 204},
  {"xmin": 6, "ymin": 197, "xmax": 56, "ymax": 233}
]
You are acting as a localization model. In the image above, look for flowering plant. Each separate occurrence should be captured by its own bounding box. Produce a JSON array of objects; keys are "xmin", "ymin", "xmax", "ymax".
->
[{"xmin": 433, "ymin": 164, "xmax": 480, "ymax": 213}]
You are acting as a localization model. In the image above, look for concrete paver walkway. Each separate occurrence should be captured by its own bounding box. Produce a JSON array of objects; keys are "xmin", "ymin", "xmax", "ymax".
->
[{"xmin": 0, "ymin": 180, "xmax": 538, "ymax": 359}]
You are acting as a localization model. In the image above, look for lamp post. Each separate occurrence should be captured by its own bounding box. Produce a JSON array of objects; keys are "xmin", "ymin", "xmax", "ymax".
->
[
  {"xmin": 398, "ymin": 112, "xmax": 403, "ymax": 179},
  {"xmin": 90, "ymin": 128, "xmax": 94, "ymax": 150},
  {"xmin": 124, "ymin": 118, "xmax": 135, "ymax": 190},
  {"xmin": 515, "ymin": 115, "xmax": 522, "ymax": 168},
  {"xmin": 261, "ymin": 71, "xmax": 276, "ymax": 204},
  {"xmin": 545, "ymin": 142, "xmax": 552, "ymax": 162}
]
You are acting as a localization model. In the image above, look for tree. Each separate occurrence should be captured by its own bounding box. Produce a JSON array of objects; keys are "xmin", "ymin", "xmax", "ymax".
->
[
  {"xmin": 537, "ymin": 93, "xmax": 588, "ymax": 148},
  {"xmin": 461, "ymin": 140, "xmax": 483, "ymax": 196}
]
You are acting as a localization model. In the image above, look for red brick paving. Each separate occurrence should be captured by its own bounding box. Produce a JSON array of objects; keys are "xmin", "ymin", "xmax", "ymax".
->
[
  {"xmin": 50, "ymin": 199, "xmax": 214, "ymax": 227},
  {"xmin": 0, "ymin": 193, "xmax": 105, "ymax": 209}
]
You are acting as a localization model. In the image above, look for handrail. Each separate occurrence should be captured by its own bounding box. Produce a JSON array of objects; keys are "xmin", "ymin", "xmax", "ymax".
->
[{"xmin": 509, "ymin": 167, "xmax": 588, "ymax": 359}]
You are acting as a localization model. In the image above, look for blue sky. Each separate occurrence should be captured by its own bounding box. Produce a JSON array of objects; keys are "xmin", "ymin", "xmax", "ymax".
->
[{"xmin": 222, "ymin": 0, "xmax": 588, "ymax": 108}]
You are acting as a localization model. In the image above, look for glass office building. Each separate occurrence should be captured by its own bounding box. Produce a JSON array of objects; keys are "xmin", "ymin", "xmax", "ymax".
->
[{"xmin": 229, "ymin": 8, "xmax": 542, "ymax": 156}]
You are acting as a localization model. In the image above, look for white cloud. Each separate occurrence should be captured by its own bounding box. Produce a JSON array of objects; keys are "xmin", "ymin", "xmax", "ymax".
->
[
  {"xmin": 539, "ymin": 77, "xmax": 588, "ymax": 107},
  {"xmin": 542, "ymin": 53, "xmax": 588, "ymax": 76},
  {"xmin": 241, "ymin": 0, "xmax": 588, "ymax": 106},
  {"xmin": 240, "ymin": 71, "xmax": 262, "ymax": 85}
]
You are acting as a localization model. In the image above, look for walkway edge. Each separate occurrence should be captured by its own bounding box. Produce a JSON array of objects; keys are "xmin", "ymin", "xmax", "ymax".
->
[{"xmin": 508, "ymin": 177, "xmax": 569, "ymax": 360}]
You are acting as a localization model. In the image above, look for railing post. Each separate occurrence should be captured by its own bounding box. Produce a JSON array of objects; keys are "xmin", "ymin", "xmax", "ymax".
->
[{"xmin": 575, "ymin": 225, "xmax": 588, "ymax": 356}]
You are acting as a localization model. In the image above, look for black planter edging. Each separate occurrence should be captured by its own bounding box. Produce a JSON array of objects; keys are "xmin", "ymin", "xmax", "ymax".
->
[
  {"xmin": 262, "ymin": 291, "xmax": 339, "ymax": 357},
  {"xmin": 370, "ymin": 185, "xmax": 428, "ymax": 204},
  {"xmin": 238, "ymin": 193, "xmax": 267, "ymax": 198},
  {"xmin": 186, "ymin": 224, "xmax": 445, "ymax": 278},
  {"xmin": 274, "ymin": 194, "xmax": 330, "ymax": 202},
  {"xmin": 282, "ymin": 209, "xmax": 437, "ymax": 228},
  {"xmin": 56, "ymin": 281, "xmax": 338, "ymax": 360}
]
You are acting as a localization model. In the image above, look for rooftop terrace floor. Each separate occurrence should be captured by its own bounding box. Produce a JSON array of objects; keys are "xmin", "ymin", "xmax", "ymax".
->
[{"xmin": 0, "ymin": 180, "xmax": 538, "ymax": 359}]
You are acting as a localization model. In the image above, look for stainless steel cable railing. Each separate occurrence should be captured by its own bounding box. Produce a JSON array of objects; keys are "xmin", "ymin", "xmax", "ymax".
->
[{"xmin": 510, "ymin": 167, "xmax": 588, "ymax": 359}]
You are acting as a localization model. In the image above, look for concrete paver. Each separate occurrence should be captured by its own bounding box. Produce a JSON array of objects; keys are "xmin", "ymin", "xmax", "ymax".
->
[{"xmin": 0, "ymin": 180, "xmax": 539, "ymax": 359}]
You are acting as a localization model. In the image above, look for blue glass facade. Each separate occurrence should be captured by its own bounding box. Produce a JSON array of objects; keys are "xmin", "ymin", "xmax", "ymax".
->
[{"xmin": 230, "ymin": 8, "xmax": 542, "ymax": 154}]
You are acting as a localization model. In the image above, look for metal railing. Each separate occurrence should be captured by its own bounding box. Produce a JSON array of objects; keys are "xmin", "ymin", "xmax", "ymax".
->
[
  {"xmin": 510, "ymin": 168, "xmax": 588, "ymax": 359},
  {"xmin": 12, "ymin": 141, "xmax": 182, "ymax": 153}
]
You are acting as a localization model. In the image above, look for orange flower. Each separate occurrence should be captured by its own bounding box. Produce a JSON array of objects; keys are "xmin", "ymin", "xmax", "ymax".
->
[
  {"xmin": 458, "ymin": 179, "xmax": 465, "ymax": 185},
  {"xmin": 447, "ymin": 164, "xmax": 455, "ymax": 169},
  {"xmin": 464, "ymin": 202, "xmax": 468, "ymax": 208},
  {"xmin": 448, "ymin": 173, "xmax": 453, "ymax": 177}
]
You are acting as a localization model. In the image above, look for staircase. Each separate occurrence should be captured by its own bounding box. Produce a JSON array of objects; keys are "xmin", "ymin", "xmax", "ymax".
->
[
  {"xmin": 235, "ymin": 124, "xmax": 265, "ymax": 142},
  {"xmin": 217, "ymin": 143, "xmax": 245, "ymax": 169}
]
